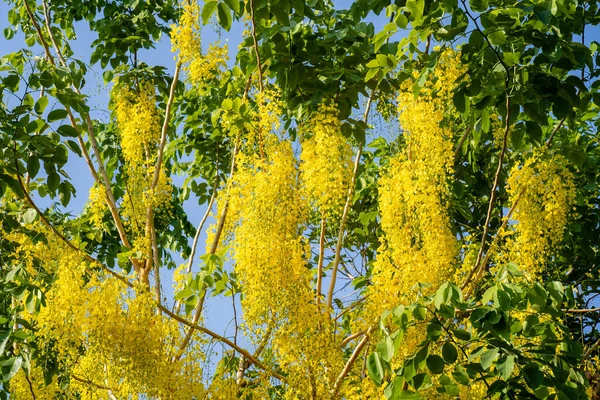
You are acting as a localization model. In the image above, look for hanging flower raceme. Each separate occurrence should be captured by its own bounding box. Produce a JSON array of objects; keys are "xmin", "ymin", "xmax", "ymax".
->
[
  {"xmin": 369, "ymin": 49, "xmax": 462, "ymax": 312},
  {"xmin": 300, "ymin": 103, "xmax": 353, "ymax": 220},
  {"xmin": 111, "ymin": 80, "xmax": 172, "ymax": 256},
  {"xmin": 170, "ymin": 1, "xmax": 228, "ymax": 91},
  {"xmin": 504, "ymin": 153, "xmax": 576, "ymax": 278}
]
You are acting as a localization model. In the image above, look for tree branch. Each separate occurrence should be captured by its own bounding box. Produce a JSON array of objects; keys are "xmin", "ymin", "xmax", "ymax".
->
[
  {"xmin": 332, "ymin": 325, "xmax": 374, "ymax": 397},
  {"xmin": 158, "ymin": 304, "xmax": 286, "ymax": 382},
  {"xmin": 327, "ymin": 92, "xmax": 375, "ymax": 310},
  {"xmin": 461, "ymin": 96, "xmax": 511, "ymax": 290}
]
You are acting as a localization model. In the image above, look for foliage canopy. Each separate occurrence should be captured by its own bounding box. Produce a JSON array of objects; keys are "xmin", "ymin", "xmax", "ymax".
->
[{"xmin": 1, "ymin": 0, "xmax": 600, "ymax": 398}]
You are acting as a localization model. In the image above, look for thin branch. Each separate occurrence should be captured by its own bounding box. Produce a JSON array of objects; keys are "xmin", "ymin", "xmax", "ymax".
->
[
  {"xmin": 327, "ymin": 92, "xmax": 375, "ymax": 310},
  {"xmin": 584, "ymin": 337, "xmax": 600, "ymax": 360},
  {"xmin": 463, "ymin": 189, "xmax": 523, "ymax": 299},
  {"xmin": 341, "ymin": 330, "xmax": 366, "ymax": 347},
  {"xmin": 25, "ymin": 372, "xmax": 36, "ymax": 400},
  {"xmin": 460, "ymin": 0, "xmax": 510, "ymax": 76},
  {"xmin": 158, "ymin": 304, "xmax": 286, "ymax": 382},
  {"xmin": 71, "ymin": 374, "xmax": 117, "ymax": 393},
  {"xmin": 332, "ymin": 325, "xmax": 374, "ymax": 397},
  {"xmin": 37, "ymin": 0, "xmax": 132, "ymax": 250},
  {"xmin": 564, "ymin": 307, "xmax": 600, "ymax": 314},
  {"xmin": 174, "ymin": 146, "xmax": 238, "ymax": 359},
  {"xmin": 545, "ymin": 116, "xmax": 567, "ymax": 148},
  {"xmin": 249, "ymin": 0, "xmax": 266, "ymax": 158},
  {"xmin": 461, "ymin": 96, "xmax": 511, "ymax": 290},
  {"xmin": 454, "ymin": 125, "xmax": 472, "ymax": 160},
  {"xmin": 152, "ymin": 62, "xmax": 181, "ymax": 190},
  {"xmin": 316, "ymin": 215, "xmax": 326, "ymax": 306},
  {"xmin": 173, "ymin": 177, "xmax": 218, "ymax": 314},
  {"xmin": 237, "ymin": 321, "xmax": 274, "ymax": 387},
  {"xmin": 334, "ymin": 297, "xmax": 365, "ymax": 321}
]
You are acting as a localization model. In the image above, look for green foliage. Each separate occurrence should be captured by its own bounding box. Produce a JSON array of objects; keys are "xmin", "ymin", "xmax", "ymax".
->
[
  {"xmin": 0, "ymin": 0, "xmax": 599, "ymax": 396},
  {"xmin": 370, "ymin": 274, "xmax": 589, "ymax": 399}
]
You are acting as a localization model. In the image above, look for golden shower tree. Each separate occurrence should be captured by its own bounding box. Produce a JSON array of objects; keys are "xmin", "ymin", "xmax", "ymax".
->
[{"xmin": 1, "ymin": 0, "xmax": 599, "ymax": 398}]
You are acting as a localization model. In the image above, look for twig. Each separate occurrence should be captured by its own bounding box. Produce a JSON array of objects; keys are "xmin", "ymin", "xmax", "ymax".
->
[
  {"xmin": 564, "ymin": 307, "xmax": 600, "ymax": 314},
  {"xmin": 461, "ymin": 96, "xmax": 511, "ymax": 290},
  {"xmin": 316, "ymin": 215, "xmax": 326, "ymax": 306},
  {"xmin": 545, "ymin": 116, "xmax": 567, "ymax": 148},
  {"xmin": 173, "ymin": 177, "xmax": 218, "ymax": 314},
  {"xmin": 327, "ymin": 92, "xmax": 375, "ymax": 310},
  {"xmin": 158, "ymin": 304, "xmax": 286, "ymax": 382},
  {"xmin": 152, "ymin": 62, "xmax": 181, "ymax": 190},
  {"xmin": 36, "ymin": 1, "xmax": 132, "ymax": 251},
  {"xmin": 463, "ymin": 189, "xmax": 523, "ymax": 299},
  {"xmin": 71, "ymin": 374, "xmax": 117, "ymax": 393},
  {"xmin": 341, "ymin": 330, "xmax": 366, "ymax": 347},
  {"xmin": 332, "ymin": 325, "xmax": 374, "ymax": 397},
  {"xmin": 454, "ymin": 125, "xmax": 472, "ymax": 160},
  {"xmin": 249, "ymin": 0, "xmax": 266, "ymax": 158},
  {"xmin": 584, "ymin": 337, "xmax": 600, "ymax": 360},
  {"xmin": 236, "ymin": 321, "xmax": 274, "ymax": 387},
  {"xmin": 174, "ymin": 146, "xmax": 238, "ymax": 359}
]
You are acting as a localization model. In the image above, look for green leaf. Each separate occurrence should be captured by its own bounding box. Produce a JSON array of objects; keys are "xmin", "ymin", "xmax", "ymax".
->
[
  {"xmin": 223, "ymin": 0, "xmax": 241, "ymax": 14},
  {"xmin": 442, "ymin": 342, "xmax": 458, "ymax": 364},
  {"xmin": 480, "ymin": 348, "xmax": 499, "ymax": 370},
  {"xmin": 217, "ymin": 3, "xmax": 233, "ymax": 31},
  {"xmin": 435, "ymin": 282, "xmax": 451, "ymax": 309},
  {"xmin": 0, "ymin": 331, "xmax": 9, "ymax": 355},
  {"xmin": 453, "ymin": 91, "xmax": 466, "ymax": 113},
  {"xmin": 25, "ymin": 291, "xmax": 35, "ymax": 314},
  {"xmin": 174, "ymin": 288, "xmax": 195, "ymax": 301},
  {"xmin": 469, "ymin": 0, "xmax": 488, "ymax": 12},
  {"xmin": 47, "ymin": 109, "xmax": 68, "ymax": 122},
  {"xmin": 426, "ymin": 354, "xmax": 445, "ymax": 374},
  {"xmin": 27, "ymin": 156, "xmax": 40, "ymax": 178},
  {"xmin": 523, "ymin": 364, "xmax": 544, "ymax": 389},
  {"xmin": 412, "ymin": 305, "xmax": 427, "ymax": 320},
  {"xmin": 367, "ymin": 352, "xmax": 385, "ymax": 385},
  {"xmin": 427, "ymin": 322, "xmax": 442, "ymax": 340},
  {"xmin": 47, "ymin": 172, "xmax": 60, "ymax": 193},
  {"xmin": 488, "ymin": 30, "xmax": 506, "ymax": 45},
  {"xmin": 202, "ymin": 1, "xmax": 218, "ymax": 24},
  {"xmin": 2, "ymin": 356, "xmax": 22, "ymax": 380},
  {"xmin": 377, "ymin": 335, "xmax": 395, "ymax": 362},
  {"xmin": 22, "ymin": 208, "xmax": 37, "ymax": 224},
  {"xmin": 496, "ymin": 355, "xmax": 514, "ymax": 380},
  {"xmin": 525, "ymin": 121, "xmax": 542, "ymax": 145},
  {"xmin": 57, "ymin": 125, "xmax": 79, "ymax": 137},
  {"xmin": 35, "ymin": 96, "xmax": 48, "ymax": 114},
  {"xmin": 453, "ymin": 329, "xmax": 471, "ymax": 341}
]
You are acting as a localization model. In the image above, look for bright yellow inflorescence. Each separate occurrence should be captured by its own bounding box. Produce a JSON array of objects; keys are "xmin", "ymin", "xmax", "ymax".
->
[
  {"xmin": 87, "ymin": 183, "xmax": 107, "ymax": 229},
  {"xmin": 300, "ymin": 103, "xmax": 353, "ymax": 220},
  {"xmin": 504, "ymin": 153, "xmax": 576, "ymax": 278},
  {"xmin": 170, "ymin": 1, "xmax": 228, "ymax": 91},
  {"xmin": 7, "ymin": 229, "xmax": 205, "ymax": 399},
  {"xmin": 214, "ymin": 88, "xmax": 347, "ymax": 398},
  {"xmin": 368, "ymin": 49, "xmax": 462, "ymax": 312},
  {"xmin": 112, "ymin": 80, "xmax": 172, "ymax": 256}
]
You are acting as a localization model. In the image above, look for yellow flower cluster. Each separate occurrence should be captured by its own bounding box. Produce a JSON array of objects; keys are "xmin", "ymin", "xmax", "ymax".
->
[
  {"xmin": 170, "ymin": 1, "xmax": 228, "ymax": 91},
  {"xmin": 87, "ymin": 183, "xmax": 106, "ymax": 229},
  {"xmin": 7, "ymin": 232, "xmax": 205, "ymax": 399},
  {"xmin": 170, "ymin": 1, "xmax": 201, "ymax": 63},
  {"xmin": 368, "ymin": 50, "xmax": 461, "ymax": 313},
  {"xmin": 505, "ymin": 153, "xmax": 576, "ymax": 278},
  {"xmin": 300, "ymin": 103, "xmax": 353, "ymax": 220},
  {"xmin": 212, "ymin": 89, "xmax": 346, "ymax": 396},
  {"xmin": 112, "ymin": 81, "xmax": 161, "ymax": 166},
  {"xmin": 228, "ymin": 139, "xmax": 309, "ymax": 328},
  {"xmin": 111, "ymin": 80, "xmax": 172, "ymax": 256},
  {"xmin": 188, "ymin": 43, "xmax": 228, "ymax": 90}
]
